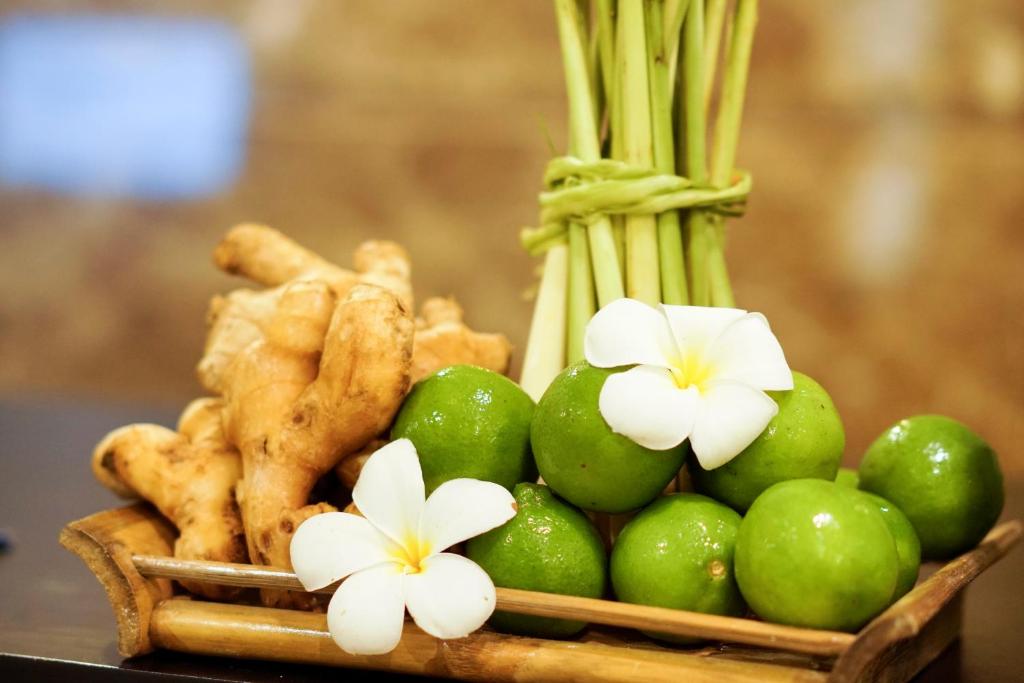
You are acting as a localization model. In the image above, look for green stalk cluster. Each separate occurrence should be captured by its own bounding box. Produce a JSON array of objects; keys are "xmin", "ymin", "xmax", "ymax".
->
[{"xmin": 521, "ymin": 0, "xmax": 758, "ymax": 399}]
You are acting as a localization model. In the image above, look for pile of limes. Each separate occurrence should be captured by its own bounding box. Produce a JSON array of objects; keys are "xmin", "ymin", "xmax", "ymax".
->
[{"xmin": 390, "ymin": 363, "xmax": 1005, "ymax": 640}]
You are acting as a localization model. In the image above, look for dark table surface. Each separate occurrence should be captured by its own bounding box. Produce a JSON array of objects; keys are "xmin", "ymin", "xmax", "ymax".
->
[{"xmin": 0, "ymin": 397, "xmax": 1021, "ymax": 682}]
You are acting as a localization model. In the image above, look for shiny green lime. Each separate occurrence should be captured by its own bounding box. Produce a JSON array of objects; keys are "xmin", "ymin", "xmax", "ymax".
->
[
  {"xmin": 735, "ymin": 479, "xmax": 899, "ymax": 632},
  {"xmin": 690, "ymin": 371, "xmax": 845, "ymax": 512},
  {"xmin": 859, "ymin": 415, "xmax": 1004, "ymax": 560},
  {"xmin": 391, "ymin": 365, "xmax": 536, "ymax": 493},
  {"xmin": 531, "ymin": 362, "xmax": 687, "ymax": 513},
  {"xmin": 466, "ymin": 483, "xmax": 607, "ymax": 638},
  {"xmin": 857, "ymin": 491, "xmax": 921, "ymax": 600},
  {"xmin": 834, "ymin": 467, "xmax": 860, "ymax": 489},
  {"xmin": 611, "ymin": 493, "xmax": 745, "ymax": 643}
]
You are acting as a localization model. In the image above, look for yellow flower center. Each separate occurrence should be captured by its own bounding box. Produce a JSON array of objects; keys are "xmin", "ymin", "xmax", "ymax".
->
[
  {"xmin": 393, "ymin": 537, "xmax": 430, "ymax": 574},
  {"xmin": 669, "ymin": 352, "xmax": 715, "ymax": 393}
]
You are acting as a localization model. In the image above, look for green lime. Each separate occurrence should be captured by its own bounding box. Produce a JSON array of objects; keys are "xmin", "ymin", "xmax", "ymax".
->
[
  {"xmin": 735, "ymin": 479, "xmax": 899, "ymax": 632},
  {"xmin": 835, "ymin": 467, "xmax": 860, "ymax": 489},
  {"xmin": 391, "ymin": 365, "xmax": 536, "ymax": 493},
  {"xmin": 466, "ymin": 483, "xmax": 607, "ymax": 637},
  {"xmin": 859, "ymin": 415, "xmax": 1004, "ymax": 560},
  {"xmin": 857, "ymin": 491, "xmax": 921, "ymax": 600},
  {"xmin": 690, "ymin": 371, "xmax": 845, "ymax": 512},
  {"xmin": 611, "ymin": 493, "xmax": 745, "ymax": 643},
  {"xmin": 531, "ymin": 362, "xmax": 687, "ymax": 513}
]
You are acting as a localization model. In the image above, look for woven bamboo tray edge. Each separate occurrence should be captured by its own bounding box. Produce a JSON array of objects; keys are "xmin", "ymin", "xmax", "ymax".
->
[{"xmin": 60, "ymin": 504, "xmax": 1021, "ymax": 683}]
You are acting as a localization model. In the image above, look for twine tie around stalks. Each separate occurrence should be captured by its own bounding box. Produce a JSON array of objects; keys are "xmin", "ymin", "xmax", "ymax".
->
[{"xmin": 520, "ymin": 156, "xmax": 752, "ymax": 256}]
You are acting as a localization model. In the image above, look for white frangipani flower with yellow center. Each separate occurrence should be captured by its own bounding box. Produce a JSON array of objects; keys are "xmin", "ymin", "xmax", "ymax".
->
[
  {"xmin": 584, "ymin": 298, "xmax": 793, "ymax": 470},
  {"xmin": 290, "ymin": 438, "xmax": 516, "ymax": 655}
]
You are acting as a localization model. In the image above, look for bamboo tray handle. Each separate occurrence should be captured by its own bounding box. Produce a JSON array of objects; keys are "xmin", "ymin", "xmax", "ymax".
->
[
  {"xmin": 58, "ymin": 504, "xmax": 178, "ymax": 655},
  {"xmin": 830, "ymin": 516, "xmax": 1022, "ymax": 682}
]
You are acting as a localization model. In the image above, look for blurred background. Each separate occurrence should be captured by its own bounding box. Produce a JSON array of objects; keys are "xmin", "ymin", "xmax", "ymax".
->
[{"xmin": 0, "ymin": 0, "xmax": 1021, "ymax": 472}]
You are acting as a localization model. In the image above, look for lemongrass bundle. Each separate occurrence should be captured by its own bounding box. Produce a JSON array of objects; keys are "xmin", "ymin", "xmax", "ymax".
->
[{"xmin": 521, "ymin": 0, "xmax": 758, "ymax": 400}]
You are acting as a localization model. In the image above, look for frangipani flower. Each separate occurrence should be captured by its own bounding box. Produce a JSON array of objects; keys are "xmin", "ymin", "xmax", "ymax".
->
[
  {"xmin": 584, "ymin": 298, "xmax": 793, "ymax": 470},
  {"xmin": 290, "ymin": 438, "xmax": 516, "ymax": 655}
]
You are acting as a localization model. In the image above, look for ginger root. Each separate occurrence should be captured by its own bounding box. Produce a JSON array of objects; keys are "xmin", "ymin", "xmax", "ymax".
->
[
  {"xmin": 213, "ymin": 224, "xmax": 413, "ymax": 309},
  {"xmin": 91, "ymin": 398, "xmax": 247, "ymax": 600},
  {"xmin": 203, "ymin": 225, "xmax": 509, "ymax": 392},
  {"xmin": 332, "ymin": 298, "xmax": 513, "ymax": 492},
  {"xmin": 221, "ymin": 281, "xmax": 413, "ymax": 607},
  {"xmin": 198, "ymin": 287, "xmax": 280, "ymax": 395},
  {"xmin": 90, "ymin": 224, "xmax": 510, "ymax": 609},
  {"xmin": 334, "ymin": 438, "xmax": 386, "ymax": 490},
  {"xmin": 412, "ymin": 297, "xmax": 512, "ymax": 382},
  {"xmin": 199, "ymin": 226, "xmax": 414, "ymax": 395}
]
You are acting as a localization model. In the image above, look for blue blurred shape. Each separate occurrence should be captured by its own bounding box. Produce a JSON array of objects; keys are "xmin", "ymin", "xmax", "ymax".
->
[{"xmin": 0, "ymin": 15, "xmax": 250, "ymax": 199}]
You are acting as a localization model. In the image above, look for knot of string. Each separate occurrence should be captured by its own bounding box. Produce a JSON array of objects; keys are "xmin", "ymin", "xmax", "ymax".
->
[{"xmin": 521, "ymin": 156, "xmax": 751, "ymax": 256}]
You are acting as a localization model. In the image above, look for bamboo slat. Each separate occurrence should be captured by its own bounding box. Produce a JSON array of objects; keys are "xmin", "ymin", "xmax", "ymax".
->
[
  {"xmin": 149, "ymin": 598, "xmax": 829, "ymax": 683},
  {"xmin": 132, "ymin": 554, "xmax": 854, "ymax": 657}
]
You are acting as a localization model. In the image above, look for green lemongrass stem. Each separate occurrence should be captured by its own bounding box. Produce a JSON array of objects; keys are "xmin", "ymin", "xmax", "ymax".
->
[
  {"xmin": 588, "ymin": 30, "xmax": 602, "ymax": 127},
  {"xmin": 705, "ymin": 216, "xmax": 734, "ymax": 306},
  {"xmin": 520, "ymin": 246, "xmax": 569, "ymax": 401},
  {"xmin": 705, "ymin": 0, "xmax": 757, "ymax": 307},
  {"xmin": 567, "ymin": 223, "xmax": 595, "ymax": 362},
  {"xmin": 603, "ymin": 0, "xmax": 628, "ymax": 280},
  {"xmin": 585, "ymin": 2, "xmax": 605, "ymax": 133},
  {"xmin": 596, "ymin": 0, "xmax": 617, "ymax": 130},
  {"xmin": 680, "ymin": 0, "xmax": 714, "ymax": 306},
  {"xmin": 646, "ymin": 0, "xmax": 688, "ymax": 304},
  {"xmin": 538, "ymin": 171, "xmax": 749, "ymax": 223},
  {"xmin": 611, "ymin": 220, "xmax": 626, "ymax": 275},
  {"xmin": 663, "ymin": 0, "xmax": 691, "ymax": 99},
  {"xmin": 702, "ymin": 0, "xmax": 728, "ymax": 112},
  {"xmin": 617, "ymin": 0, "xmax": 660, "ymax": 304},
  {"xmin": 567, "ymin": 0, "xmax": 599, "ymax": 361},
  {"xmin": 710, "ymin": 0, "xmax": 756, "ymax": 188},
  {"xmin": 555, "ymin": 0, "xmax": 624, "ymax": 308}
]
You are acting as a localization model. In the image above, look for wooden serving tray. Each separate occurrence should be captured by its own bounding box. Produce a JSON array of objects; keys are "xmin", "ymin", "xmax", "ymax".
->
[{"xmin": 60, "ymin": 504, "xmax": 1020, "ymax": 683}]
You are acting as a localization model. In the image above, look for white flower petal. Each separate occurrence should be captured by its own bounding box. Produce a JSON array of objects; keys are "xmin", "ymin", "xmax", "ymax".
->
[
  {"xmin": 598, "ymin": 365, "xmax": 699, "ymax": 451},
  {"xmin": 404, "ymin": 553, "xmax": 497, "ymax": 640},
  {"xmin": 419, "ymin": 479, "xmax": 517, "ymax": 556},
  {"xmin": 661, "ymin": 304, "xmax": 747, "ymax": 355},
  {"xmin": 689, "ymin": 381, "xmax": 779, "ymax": 470},
  {"xmin": 709, "ymin": 313, "xmax": 794, "ymax": 390},
  {"xmin": 584, "ymin": 298, "xmax": 679, "ymax": 369},
  {"xmin": 290, "ymin": 512, "xmax": 402, "ymax": 591},
  {"xmin": 353, "ymin": 439, "xmax": 425, "ymax": 551},
  {"xmin": 327, "ymin": 563, "xmax": 407, "ymax": 655}
]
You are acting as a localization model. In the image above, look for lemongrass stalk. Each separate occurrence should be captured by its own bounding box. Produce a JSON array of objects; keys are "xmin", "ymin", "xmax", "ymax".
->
[
  {"xmin": 663, "ymin": 0, "xmax": 690, "ymax": 97},
  {"xmin": 710, "ymin": 0, "xmax": 756, "ymax": 188},
  {"xmin": 705, "ymin": 0, "xmax": 757, "ymax": 307},
  {"xmin": 567, "ymin": 223, "xmax": 595, "ymax": 361},
  {"xmin": 596, "ymin": 0, "xmax": 617, "ymax": 131},
  {"xmin": 567, "ymin": 1, "xmax": 599, "ymax": 360},
  {"xmin": 612, "ymin": 220, "xmax": 626, "ymax": 273},
  {"xmin": 520, "ymin": 245, "xmax": 569, "ymax": 400},
  {"xmin": 585, "ymin": 2, "xmax": 604, "ymax": 133},
  {"xmin": 617, "ymin": 0, "xmax": 660, "ymax": 304},
  {"xmin": 539, "ymin": 169, "xmax": 750, "ymax": 222},
  {"xmin": 609, "ymin": 0, "xmax": 625, "ymax": 163},
  {"xmin": 604, "ymin": 0, "xmax": 629, "ymax": 280},
  {"xmin": 678, "ymin": 0, "xmax": 705, "ymax": 174},
  {"xmin": 555, "ymin": 0, "xmax": 624, "ymax": 307},
  {"xmin": 646, "ymin": 0, "xmax": 688, "ymax": 304},
  {"xmin": 680, "ymin": 0, "xmax": 713, "ymax": 306},
  {"xmin": 706, "ymin": 220, "xmax": 734, "ymax": 307},
  {"xmin": 702, "ymin": 0, "xmax": 728, "ymax": 111}
]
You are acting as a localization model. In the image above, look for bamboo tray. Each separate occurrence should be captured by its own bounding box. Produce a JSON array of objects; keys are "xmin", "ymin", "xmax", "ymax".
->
[{"xmin": 61, "ymin": 504, "xmax": 1020, "ymax": 683}]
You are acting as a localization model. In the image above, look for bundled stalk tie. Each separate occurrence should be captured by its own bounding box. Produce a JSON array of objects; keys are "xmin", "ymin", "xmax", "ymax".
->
[{"xmin": 520, "ymin": 155, "xmax": 752, "ymax": 256}]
